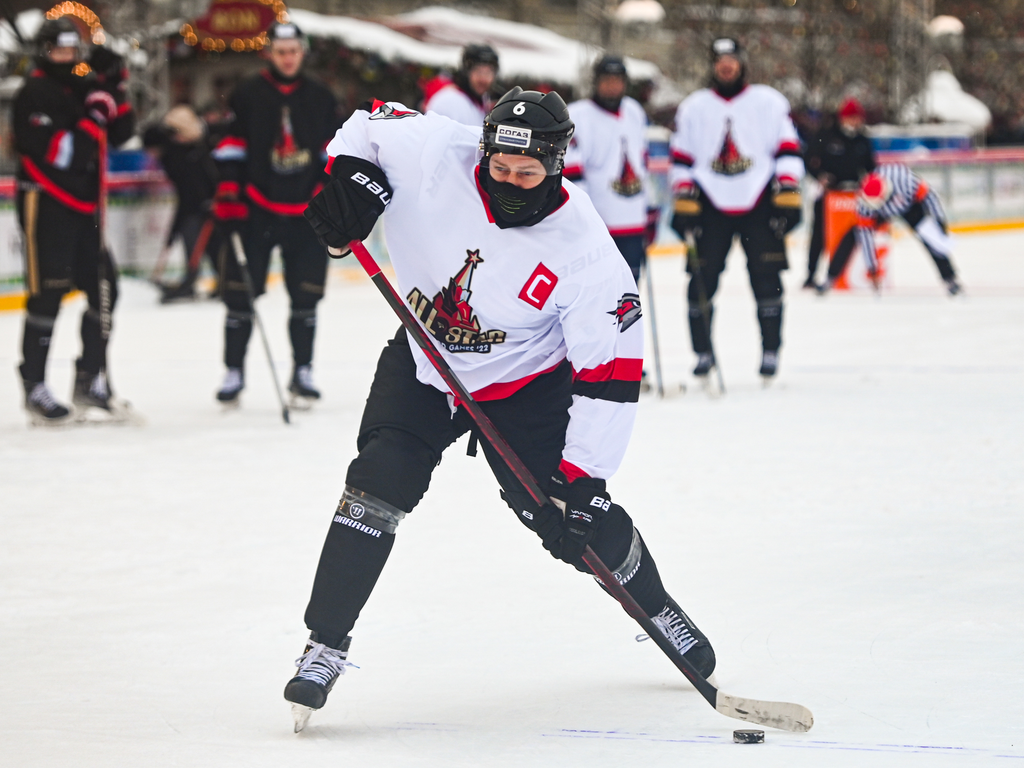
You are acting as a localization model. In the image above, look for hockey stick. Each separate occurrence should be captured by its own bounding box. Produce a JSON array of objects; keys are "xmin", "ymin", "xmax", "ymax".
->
[
  {"xmin": 345, "ymin": 239, "xmax": 812, "ymax": 732},
  {"xmin": 641, "ymin": 255, "xmax": 665, "ymax": 398},
  {"xmin": 187, "ymin": 218, "xmax": 216, "ymax": 274},
  {"xmin": 96, "ymin": 130, "xmax": 112, "ymax": 339},
  {"xmin": 230, "ymin": 232, "xmax": 290, "ymax": 424},
  {"xmin": 684, "ymin": 231, "xmax": 726, "ymax": 395}
]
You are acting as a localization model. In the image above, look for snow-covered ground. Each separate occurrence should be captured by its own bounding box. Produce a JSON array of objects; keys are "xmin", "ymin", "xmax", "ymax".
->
[{"xmin": 1, "ymin": 228, "xmax": 1022, "ymax": 766}]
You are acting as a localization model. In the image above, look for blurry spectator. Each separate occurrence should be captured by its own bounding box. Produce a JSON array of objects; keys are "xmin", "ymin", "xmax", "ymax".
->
[{"xmin": 422, "ymin": 44, "xmax": 499, "ymax": 126}]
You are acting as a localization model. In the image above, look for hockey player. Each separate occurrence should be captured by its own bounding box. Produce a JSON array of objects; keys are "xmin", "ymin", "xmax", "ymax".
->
[
  {"xmin": 422, "ymin": 43, "xmax": 499, "ymax": 126},
  {"xmin": 283, "ymin": 88, "xmax": 716, "ymax": 728},
  {"xmin": 143, "ymin": 105, "xmax": 221, "ymax": 302},
  {"xmin": 669, "ymin": 38, "xmax": 804, "ymax": 380},
  {"xmin": 210, "ymin": 21, "xmax": 340, "ymax": 405},
  {"xmin": 564, "ymin": 55, "xmax": 651, "ymax": 284},
  {"xmin": 13, "ymin": 17, "xmax": 135, "ymax": 423},
  {"xmin": 820, "ymin": 163, "xmax": 962, "ymax": 296},
  {"xmin": 803, "ymin": 97, "xmax": 876, "ymax": 288}
]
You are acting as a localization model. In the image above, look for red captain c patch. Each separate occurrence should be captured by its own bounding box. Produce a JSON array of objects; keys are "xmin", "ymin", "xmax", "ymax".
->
[{"xmin": 518, "ymin": 263, "xmax": 558, "ymax": 309}]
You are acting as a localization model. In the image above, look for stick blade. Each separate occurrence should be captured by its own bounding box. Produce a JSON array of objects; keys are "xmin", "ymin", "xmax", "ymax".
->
[{"xmin": 715, "ymin": 691, "xmax": 814, "ymax": 732}]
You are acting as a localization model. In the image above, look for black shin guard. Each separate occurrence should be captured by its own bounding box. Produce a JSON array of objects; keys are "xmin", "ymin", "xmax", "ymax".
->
[
  {"xmin": 756, "ymin": 297, "xmax": 783, "ymax": 352},
  {"xmin": 20, "ymin": 313, "xmax": 56, "ymax": 384},
  {"xmin": 224, "ymin": 310, "xmax": 254, "ymax": 369},
  {"xmin": 687, "ymin": 303, "xmax": 714, "ymax": 354},
  {"xmin": 78, "ymin": 308, "xmax": 107, "ymax": 376},
  {"xmin": 289, "ymin": 308, "xmax": 317, "ymax": 368},
  {"xmin": 587, "ymin": 504, "xmax": 668, "ymax": 618},
  {"xmin": 304, "ymin": 486, "xmax": 407, "ymax": 648}
]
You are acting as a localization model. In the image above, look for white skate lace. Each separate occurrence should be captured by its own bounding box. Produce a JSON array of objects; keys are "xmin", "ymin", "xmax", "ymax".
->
[
  {"xmin": 220, "ymin": 368, "xmax": 243, "ymax": 392},
  {"xmin": 294, "ymin": 642, "xmax": 356, "ymax": 687},
  {"xmin": 29, "ymin": 382, "xmax": 60, "ymax": 410},
  {"xmin": 638, "ymin": 606, "xmax": 698, "ymax": 655},
  {"xmin": 295, "ymin": 365, "xmax": 315, "ymax": 390}
]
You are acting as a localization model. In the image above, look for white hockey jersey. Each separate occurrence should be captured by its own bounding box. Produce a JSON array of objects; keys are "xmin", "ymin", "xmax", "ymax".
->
[
  {"xmin": 326, "ymin": 102, "xmax": 644, "ymax": 481},
  {"xmin": 564, "ymin": 97, "xmax": 649, "ymax": 236},
  {"xmin": 670, "ymin": 85, "xmax": 804, "ymax": 213},
  {"xmin": 423, "ymin": 83, "xmax": 488, "ymax": 127}
]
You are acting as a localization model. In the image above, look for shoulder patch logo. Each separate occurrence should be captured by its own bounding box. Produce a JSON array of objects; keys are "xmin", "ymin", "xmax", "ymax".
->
[
  {"xmin": 518, "ymin": 263, "xmax": 558, "ymax": 310},
  {"xmin": 608, "ymin": 293, "xmax": 642, "ymax": 332},
  {"xmin": 368, "ymin": 100, "xmax": 419, "ymax": 120},
  {"xmin": 406, "ymin": 250, "xmax": 507, "ymax": 353}
]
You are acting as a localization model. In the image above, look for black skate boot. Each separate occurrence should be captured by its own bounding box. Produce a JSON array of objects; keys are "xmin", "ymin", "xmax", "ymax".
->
[
  {"xmin": 693, "ymin": 352, "xmax": 715, "ymax": 377},
  {"xmin": 759, "ymin": 350, "xmax": 779, "ymax": 380},
  {"xmin": 23, "ymin": 379, "xmax": 71, "ymax": 425},
  {"xmin": 160, "ymin": 278, "xmax": 197, "ymax": 304},
  {"xmin": 73, "ymin": 369, "xmax": 113, "ymax": 411},
  {"xmin": 944, "ymin": 277, "xmax": 962, "ymax": 296},
  {"xmin": 650, "ymin": 596, "xmax": 716, "ymax": 679},
  {"xmin": 216, "ymin": 367, "xmax": 244, "ymax": 405},
  {"xmin": 288, "ymin": 365, "xmax": 321, "ymax": 409},
  {"xmin": 284, "ymin": 635, "xmax": 353, "ymax": 732}
]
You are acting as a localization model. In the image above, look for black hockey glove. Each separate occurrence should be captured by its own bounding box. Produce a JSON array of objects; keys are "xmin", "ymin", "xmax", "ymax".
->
[
  {"xmin": 304, "ymin": 155, "xmax": 392, "ymax": 256},
  {"xmin": 670, "ymin": 188, "xmax": 702, "ymax": 240},
  {"xmin": 770, "ymin": 181, "xmax": 802, "ymax": 237},
  {"xmin": 547, "ymin": 471, "xmax": 611, "ymax": 570},
  {"xmin": 88, "ymin": 47, "xmax": 128, "ymax": 100}
]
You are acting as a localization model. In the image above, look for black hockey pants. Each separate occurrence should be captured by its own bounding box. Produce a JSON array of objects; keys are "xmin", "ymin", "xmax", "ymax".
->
[
  {"xmin": 303, "ymin": 330, "xmax": 670, "ymax": 648},
  {"xmin": 687, "ymin": 194, "xmax": 787, "ymax": 354},
  {"xmin": 220, "ymin": 206, "xmax": 328, "ymax": 370},
  {"xmin": 17, "ymin": 189, "xmax": 118, "ymax": 384}
]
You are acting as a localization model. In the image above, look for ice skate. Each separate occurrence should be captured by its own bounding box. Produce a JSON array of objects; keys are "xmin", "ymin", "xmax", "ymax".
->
[
  {"xmin": 284, "ymin": 636, "xmax": 353, "ymax": 732},
  {"xmin": 692, "ymin": 352, "xmax": 721, "ymax": 396},
  {"xmin": 23, "ymin": 380, "xmax": 72, "ymax": 426},
  {"xmin": 759, "ymin": 350, "xmax": 779, "ymax": 386},
  {"xmin": 639, "ymin": 596, "xmax": 716, "ymax": 681},
  {"xmin": 944, "ymin": 277, "xmax": 962, "ymax": 296},
  {"xmin": 801, "ymin": 276, "xmax": 818, "ymax": 290},
  {"xmin": 72, "ymin": 370, "xmax": 139, "ymax": 425},
  {"xmin": 288, "ymin": 365, "xmax": 320, "ymax": 410},
  {"xmin": 159, "ymin": 279, "xmax": 197, "ymax": 304},
  {"xmin": 216, "ymin": 367, "xmax": 244, "ymax": 407}
]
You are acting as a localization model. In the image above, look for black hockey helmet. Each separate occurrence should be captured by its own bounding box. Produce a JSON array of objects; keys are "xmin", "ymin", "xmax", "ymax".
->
[
  {"xmin": 36, "ymin": 17, "xmax": 84, "ymax": 59},
  {"xmin": 710, "ymin": 37, "xmax": 746, "ymax": 63},
  {"xmin": 481, "ymin": 87, "xmax": 574, "ymax": 176},
  {"xmin": 593, "ymin": 54, "xmax": 628, "ymax": 81},
  {"xmin": 266, "ymin": 20, "xmax": 308, "ymax": 49},
  {"xmin": 462, "ymin": 43, "xmax": 499, "ymax": 73}
]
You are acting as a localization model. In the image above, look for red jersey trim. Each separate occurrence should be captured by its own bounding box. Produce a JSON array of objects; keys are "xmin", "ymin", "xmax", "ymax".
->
[
  {"xmin": 20, "ymin": 156, "xmax": 97, "ymax": 214},
  {"xmin": 76, "ymin": 118, "xmax": 104, "ymax": 142},
  {"xmin": 558, "ymin": 460, "xmax": 591, "ymax": 483},
  {"xmin": 573, "ymin": 357, "xmax": 643, "ymax": 383},
  {"xmin": 451, "ymin": 361, "xmax": 563, "ymax": 406},
  {"xmin": 671, "ymin": 148, "xmax": 695, "ymax": 167},
  {"xmin": 44, "ymin": 131, "xmax": 68, "ymax": 164},
  {"xmin": 245, "ymin": 183, "xmax": 310, "ymax": 216},
  {"xmin": 262, "ymin": 70, "xmax": 301, "ymax": 95},
  {"xmin": 608, "ymin": 224, "xmax": 645, "ymax": 237}
]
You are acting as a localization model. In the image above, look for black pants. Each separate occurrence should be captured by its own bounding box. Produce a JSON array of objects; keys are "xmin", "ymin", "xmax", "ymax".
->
[
  {"xmin": 220, "ymin": 207, "xmax": 328, "ymax": 369},
  {"xmin": 17, "ymin": 189, "xmax": 117, "ymax": 384},
  {"xmin": 303, "ymin": 330, "xmax": 669, "ymax": 648},
  {"xmin": 806, "ymin": 194, "xmax": 826, "ymax": 279},
  {"xmin": 612, "ymin": 233, "xmax": 646, "ymax": 284},
  {"xmin": 688, "ymin": 196, "xmax": 787, "ymax": 354},
  {"xmin": 828, "ymin": 203, "xmax": 957, "ymax": 282}
]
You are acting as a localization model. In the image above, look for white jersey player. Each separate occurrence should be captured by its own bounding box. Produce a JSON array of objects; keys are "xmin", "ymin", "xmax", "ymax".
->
[
  {"xmin": 422, "ymin": 43, "xmax": 498, "ymax": 127},
  {"xmin": 284, "ymin": 87, "xmax": 717, "ymax": 729},
  {"xmin": 669, "ymin": 37, "xmax": 804, "ymax": 380},
  {"xmin": 565, "ymin": 55, "xmax": 651, "ymax": 283}
]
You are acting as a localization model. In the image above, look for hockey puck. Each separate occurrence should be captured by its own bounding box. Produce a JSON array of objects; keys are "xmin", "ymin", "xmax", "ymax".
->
[{"xmin": 733, "ymin": 729, "xmax": 765, "ymax": 744}]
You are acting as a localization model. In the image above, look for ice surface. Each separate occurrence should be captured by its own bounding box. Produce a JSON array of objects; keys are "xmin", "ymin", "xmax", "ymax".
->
[{"xmin": 1, "ymin": 228, "xmax": 1023, "ymax": 766}]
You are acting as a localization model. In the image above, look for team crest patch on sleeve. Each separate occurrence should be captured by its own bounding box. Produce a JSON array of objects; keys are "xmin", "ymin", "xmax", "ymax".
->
[
  {"xmin": 608, "ymin": 293, "xmax": 642, "ymax": 332},
  {"xmin": 518, "ymin": 263, "xmax": 558, "ymax": 309},
  {"xmin": 368, "ymin": 101, "xmax": 420, "ymax": 120},
  {"xmin": 406, "ymin": 250, "xmax": 507, "ymax": 353}
]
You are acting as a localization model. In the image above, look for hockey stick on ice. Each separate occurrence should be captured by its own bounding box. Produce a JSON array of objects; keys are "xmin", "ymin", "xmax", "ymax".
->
[
  {"xmin": 96, "ymin": 130, "xmax": 113, "ymax": 340},
  {"xmin": 641, "ymin": 255, "xmax": 665, "ymax": 398},
  {"xmin": 230, "ymin": 232, "xmax": 290, "ymax": 425},
  {"xmin": 684, "ymin": 231, "xmax": 726, "ymax": 395},
  {"xmin": 344, "ymin": 239, "xmax": 813, "ymax": 733}
]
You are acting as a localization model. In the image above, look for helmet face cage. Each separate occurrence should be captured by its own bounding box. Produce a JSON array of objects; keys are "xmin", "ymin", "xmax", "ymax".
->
[{"xmin": 480, "ymin": 87, "xmax": 575, "ymax": 176}]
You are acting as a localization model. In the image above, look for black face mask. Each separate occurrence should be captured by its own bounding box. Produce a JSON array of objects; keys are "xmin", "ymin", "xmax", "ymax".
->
[
  {"xmin": 712, "ymin": 69, "xmax": 746, "ymax": 99},
  {"xmin": 39, "ymin": 58, "xmax": 80, "ymax": 88},
  {"xmin": 593, "ymin": 95, "xmax": 623, "ymax": 114},
  {"xmin": 481, "ymin": 169, "xmax": 563, "ymax": 229}
]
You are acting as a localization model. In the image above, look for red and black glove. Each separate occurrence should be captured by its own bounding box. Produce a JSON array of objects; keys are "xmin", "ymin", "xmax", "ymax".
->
[
  {"xmin": 212, "ymin": 182, "xmax": 248, "ymax": 223},
  {"xmin": 84, "ymin": 90, "xmax": 117, "ymax": 127},
  {"xmin": 643, "ymin": 206, "xmax": 660, "ymax": 250}
]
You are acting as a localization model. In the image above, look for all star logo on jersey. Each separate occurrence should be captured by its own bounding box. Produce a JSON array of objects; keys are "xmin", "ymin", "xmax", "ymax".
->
[
  {"xmin": 406, "ymin": 250, "xmax": 507, "ymax": 353},
  {"xmin": 711, "ymin": 119, "xmax": 753, "ymax": 176},
  {"xmin": 611, "ymin": 138, "xmax": 643, "ymax": 197},
  {"xmin": 608, "ymin": 293, "xmax": 642, "ymax": 332},
  {"xmin": 368, "ymin": 101, "xmax": 419, "ymax": 120}
]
